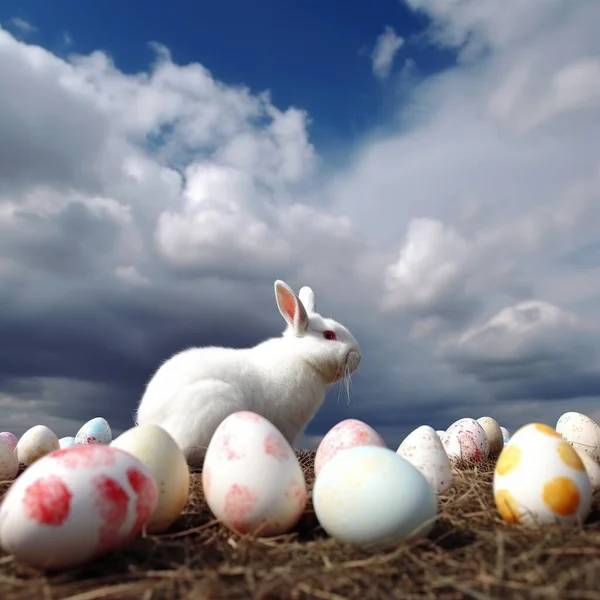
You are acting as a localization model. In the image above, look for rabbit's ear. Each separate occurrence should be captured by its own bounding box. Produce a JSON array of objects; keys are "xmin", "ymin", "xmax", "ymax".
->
[
  {"xmin": 298, "ymin": 286, "xmax": 316, "ymax": 314},
  {"xmin": 275, "ymin": 280, "xmax": 309, "ymax": 335}
]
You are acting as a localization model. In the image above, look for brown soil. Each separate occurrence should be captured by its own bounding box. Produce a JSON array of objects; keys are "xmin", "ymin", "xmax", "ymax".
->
[{"xmin": 0, "ymin": 450, "xmax": 599, "ymax": 600}]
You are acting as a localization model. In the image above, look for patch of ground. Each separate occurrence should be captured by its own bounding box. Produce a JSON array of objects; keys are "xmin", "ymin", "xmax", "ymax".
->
[{"xmin": 0, "ymin": 451, "xmax": 599, "ymax": 600}]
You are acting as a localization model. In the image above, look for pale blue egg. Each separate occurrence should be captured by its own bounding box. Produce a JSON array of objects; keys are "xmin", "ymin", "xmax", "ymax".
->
[
  {"xmin": 75, "ymin": 417, "xmax": 112, "ymax": 445},
  {"xmin": 58, "ymin": 436, "xmax": 77, "ymax": 449},
  {"xmin": 312, "ymin": 445, "xmax": 437, "ymax": 547},
  {"xmin": 500, "ymin": 426, "xmax": 511, "ymax": 445}
]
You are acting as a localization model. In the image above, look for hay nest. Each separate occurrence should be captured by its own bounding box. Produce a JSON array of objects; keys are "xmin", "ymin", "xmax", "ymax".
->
[{"xmin": 0, "ymin": 450, "xmax": 599, "ymax": 600}]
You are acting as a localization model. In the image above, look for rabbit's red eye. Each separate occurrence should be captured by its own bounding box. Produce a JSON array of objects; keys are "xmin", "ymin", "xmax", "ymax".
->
[{"xmin": 323, "ymin": 330, "xmax": 337, "ymax": 341}]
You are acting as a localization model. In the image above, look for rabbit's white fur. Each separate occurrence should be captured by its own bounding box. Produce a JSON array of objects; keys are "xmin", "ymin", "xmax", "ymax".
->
[{"xmin": 134, "ymin": 280, "xmax": 361, "ymax": 467}]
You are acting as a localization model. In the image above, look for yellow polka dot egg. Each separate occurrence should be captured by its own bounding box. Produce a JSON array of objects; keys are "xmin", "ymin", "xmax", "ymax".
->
[{"xmin": 493, "ymin": 422, "xmax": 593, "ymax": 527}]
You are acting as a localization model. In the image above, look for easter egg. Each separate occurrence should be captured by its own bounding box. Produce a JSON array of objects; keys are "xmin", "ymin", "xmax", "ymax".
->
[
  {"xmin": 574, "ymin": 448, "xmax": 600, "ymax": 492},
  {"xmin": 0, "ymin": 432, "xmax": 18, "ymax": 451},
  {"xmin": 202, "ymin": 411, "xmax": 306, "ymax": 536},
  {"xmin": 313, "ymin": 445, "xmax": 437, "ymax": 547},
  {"xmin": 500, "ymin": 427, "xmax": 511, "ymax": 445},
  {"xmin": 476, "ymin": 416, "xmax": 504, "ymax": 457},
  {"xmin": 397, "ymin": 425, "xmax": 452, "ymax": 494},
  {"xmin": 493, "ymin": 422, "xmax": 592, "ymax": 527},
  {"xmin": 556, "ymin": 412, "xmax": 600, "ymax": 462},
  {"xmin": 314, "ymin": 419, "xmax": 386, "ymax": 477},
  {"xmin": 75, "ymin": 417, "xmax": 112, "ymax": 445},
  {"xmin": 442, "ymin": 418, "xmax": 489, "ymax": 466},
  {"xmin": 111, "ymin": 424, "xmax": 190, "ymax": 533},
  {"xmin": 0, "ymin": 444, "xmax": 158, "ymax": 569},
  {"xmin": 0, "ymin": 436, "xmax": 19, "ymax": 481},
  {"xmin": 59, "ymin": 436, "xmax": 77, "ymax": 449},
  {"xmin": 435, "ymin": 430, "xmax": 445, "ymax": 439},
  {"xmin": 16, "ymin": 425, "xmax": 60, "ymax": 466}
]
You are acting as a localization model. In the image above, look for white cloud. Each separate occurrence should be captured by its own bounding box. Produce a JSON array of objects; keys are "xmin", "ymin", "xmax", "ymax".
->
[
  {"xmin": 9, "ymin": 17, "xmax": 37, "ymax": 34},
  {"xmin": 371, "ymin": 26, "xmax": 404, "ymax": 80}
]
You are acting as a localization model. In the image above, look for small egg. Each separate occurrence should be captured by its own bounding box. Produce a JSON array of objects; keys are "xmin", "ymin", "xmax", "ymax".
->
[
  {"xmin": 59, "ymin": 437, "xmax": 77, "ymax": 449},
  {"xmin": 397, "ymin": 425, "xmax": 452, "ymax": 494},
  {"xmin": 574, "ymin": 448, "xmax": 600, "ymax": 492},
  {"xmin": 493, "ymin": 422, "xmax": 592, "ymax": 527},
  {"xmin": 442, "ymin": 418, "xmax": 489, "ymax": 466},
  {"xmin": 0, "ymin": 444, "xmax": 158, "ymax": 569},
  {"xmin": 500, "ymin": 427, "xmax": 511, "ymax": 445},
  {"xmin": 0, "ymin": 437, "xmax": 19, "ymax": 481},
  {"xmin": 202, "ymin": 411, "xmax": 306, "ymax": 536},
  {"xmin": 477, "ymin": 416, "xmax": 504, "ymax": 457},
  {"xmin": 111, "ymin": 424, "xmax": 190, "ymax": 533},
  {"xmin": 75, "ymin": 417, "xmax": 112, "ymax": 445},
  {"xmin": 314, "ymin": 419, "xmax": 386, "ymax": 477},
  {"xmin": 556, "ymin": 412, "xmax": 600, "ymax": 462},
  {"xmin": 0, "ymin": 432, "xmax": 18, "ymax": 451},
  {"xmin": 313, "ymin": 445, "xmax": 437, "ymax": 547},
  {"xmin": 16, "ymin": 425, "xmax": 60, "ymax": 466}
]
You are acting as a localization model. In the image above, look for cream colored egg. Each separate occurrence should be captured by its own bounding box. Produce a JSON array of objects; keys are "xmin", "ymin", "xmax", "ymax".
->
[
  {"xmin": 574, "ymin": 447, "xmax": 600, "ymax": 492},
  {"xmin": 111, "ymin": 424, "xmax": 190, "ymax": 533},
  {"xmin": 16, "ymin": 425, "xmax": 60, "ymax": 466},
  {"xmin": 476, "ymin": 416, "xmax": 504, "ymax": 457},
  {"xmin": 0, "ymin": 437, "xmax": 19, "ymax": 480},
  {"xmin": 556, "ymin": 412, "xmax": 600, "ymax": 463},
  {"xmin": 493, "ymin": 422, "xmax": 592, "ymax": 527}
]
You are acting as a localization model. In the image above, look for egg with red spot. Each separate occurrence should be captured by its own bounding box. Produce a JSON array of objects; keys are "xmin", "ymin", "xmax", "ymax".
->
[
  {"xmin": 314, "ymin": 419, "xmax": 387, "ymax": 477},
  {"xmin": 442, "ymin": 418, "xmax": 490, "ymax": 467},
  {"xmin": 0, "ymin": 444, "xmax": 158, "ymax": 569},
  {"xmin": 75, "ymin": 417, "xmax": 112, "ymax": 445},
  {"xmin": 202, "ymin": 410, "xmax": 306, "ymax": 536}
]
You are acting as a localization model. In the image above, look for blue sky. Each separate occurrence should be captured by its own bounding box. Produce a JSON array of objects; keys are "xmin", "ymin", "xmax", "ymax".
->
[
  {"xmin": 1, "ymin": 0, "xmax": 456, "ymax": 151},
  {"xmin": 1, "ymin": 1, "xmax": 600, "ymax": 449}
]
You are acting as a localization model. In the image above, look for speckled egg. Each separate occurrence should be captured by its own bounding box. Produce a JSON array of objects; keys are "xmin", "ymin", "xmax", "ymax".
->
[
  {"xmin": 0, "ymin": 432, "xmax": 18, "ymax": 451},
  {"xmin": 477, "ymin": 416, "xmax": 504, "ymax": 457},
  {"xmin": 493, "ymin": 423, "xmax": 592, "ymax": 527},
  {"xmin": 0, "ymin": 444, "xmax": 158, "ymax": 569},
  {"xmin": 75, "ymin": 417, "xmax": 112, "ymax": 445},
  {"xmin": 397, "ymin": 425, "xmax": 452, "ymax": 494},
  {"xmin": 555, "ymin": 412, "xmax": 600, "ymax": 463},
  {"xmin": 442, "ymin": 418, "xmax": 489, "ymax": 466},
  {"xmin": 574, "ymin": 448, "xmax": 600, "ymax": 492},
  {"xmin": 16, "ymin": 425, "xmax": 60, "ymax": 467},
  {"xmin": 314, "ymin": 419, "xmax": 387, "ymax": 477},
  {"xmin": 202, "ymin": 411, "xmax": 306, "ymax": 536},
  {"xmin": 313, "ymin": 445, "xmax": 437, "ymax": 547},
  {"xmin": 0, "ymin": 436, "xmax": 19, "ymax": 480}
]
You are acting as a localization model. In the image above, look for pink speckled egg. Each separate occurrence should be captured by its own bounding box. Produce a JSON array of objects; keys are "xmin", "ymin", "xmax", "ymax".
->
[
  {"xmin": 0, "ymin": 432, "xmax": 18, "ymax": 451},
  {"xmin": 397, "ymin": 425, "xmax": 452, "ymax": 494},
  {"xmin": 0, "ymin": 444, "xmax": 158, "ymax": 569},
  {"xmin": 442, "ymin": 418, "xmax": 489, "ymax": 466},
  {"xmin": 314, "ymin": 419, "xmax": 387, "ymax": 477},
  {"xmin": 202, "ymin": 411, "xmax": 306, "ymax": 537}
]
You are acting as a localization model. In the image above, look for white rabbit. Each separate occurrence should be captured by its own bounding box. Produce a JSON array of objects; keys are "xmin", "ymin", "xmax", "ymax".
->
[{"xmin": 134, "ymin": 280, "xmax": 362, "ymax": 468}]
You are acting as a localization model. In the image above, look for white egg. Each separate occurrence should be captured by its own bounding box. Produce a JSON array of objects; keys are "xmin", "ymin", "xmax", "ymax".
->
[
  {"xmin": 314, "ymin": 419, "xmax": 386, "ymax": 477},
  {"xmin": 476, "ymin": 416, "xmax": 504, "ymax": 457},
  {"xmin": 16, "ymin": 425, "xmax": 60, "ymax": 466},
  {"xmin": 500, "ymin": 426, "xmax": 511, "ymax": 445},
  {"xmin": 574, "ymin": 447, "xmax": 600, "ymax": 492},
  {"xmin": 202, "ymin": 411, "xmax": 306, "ymax": 536},
  {"xmin": 435, "ymin": 430, "xmax": 445, "ymax": 439},
  {"xmin": 0, "ymin": 444, "xmax": 158, "ymax": 569},
  {"xmin": 493, "ymin": 422, "xmax": 592, "ymax": 527},
  {"xmin": 111, "ymin": 424, "xmax": 190, "ymax": 533},
  {"xmin": 313, "ymin": 445, "xmax": 437, "ymax": 547},
  {"xmin": 396, "ymin": 425, "xmax": 452, "ymax": 494},
  {"xmin": 0, "ymin": 436, "xmax": 19, "ymax": 481},
  {"xmin": 442, "ymin": 418, "xmax": 489, "ymax": 466},
  {"xmin": 556, "ymin": 411, "xmax": 600, "ymax": 463},
  {"xmin": 59, "ymin": 437, "xmax": 77, "ymax": 449},
  {"xmin": 75, "ymin": 417, "xmax": 112, "ymax": 445}
]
